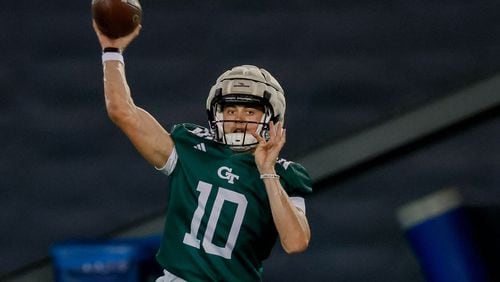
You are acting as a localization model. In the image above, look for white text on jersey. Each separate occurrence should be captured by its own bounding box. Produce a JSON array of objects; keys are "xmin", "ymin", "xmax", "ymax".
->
[{"xmin": 217, "ymin": 166, "xmax": 240, "ymax": 184}]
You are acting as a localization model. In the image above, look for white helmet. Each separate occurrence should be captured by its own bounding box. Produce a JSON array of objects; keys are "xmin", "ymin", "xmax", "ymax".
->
[{"xmin": 206, "ymin": 65, "xmax": 286, "ymax": 151}]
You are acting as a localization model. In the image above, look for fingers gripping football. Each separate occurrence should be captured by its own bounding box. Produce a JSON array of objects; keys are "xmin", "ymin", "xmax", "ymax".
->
[{"xmin": 93, "ymin": 19, "xmax": 141, "ymax": 51}]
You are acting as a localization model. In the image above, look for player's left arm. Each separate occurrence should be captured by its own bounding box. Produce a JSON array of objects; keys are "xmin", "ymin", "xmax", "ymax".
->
[{"xmin": 252, "ymin": 122, "xmax": 311, "ymax": 254}]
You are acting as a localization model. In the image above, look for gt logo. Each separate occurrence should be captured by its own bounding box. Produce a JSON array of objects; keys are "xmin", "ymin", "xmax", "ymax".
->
[{"xmin": 217, "ymin": 166, "xmax": 240, "ymax": 184}]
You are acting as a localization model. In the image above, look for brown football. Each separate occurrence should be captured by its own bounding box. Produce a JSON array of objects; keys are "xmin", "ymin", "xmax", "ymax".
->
[{"xmin": 91, "ymin": 0, "xmax": 142, "ymax": 39}]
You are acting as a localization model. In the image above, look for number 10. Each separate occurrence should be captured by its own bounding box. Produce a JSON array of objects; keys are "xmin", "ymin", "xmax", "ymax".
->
[{"xmin": 183, "ymin": 181, "xmax": 248, "ymax": 259}]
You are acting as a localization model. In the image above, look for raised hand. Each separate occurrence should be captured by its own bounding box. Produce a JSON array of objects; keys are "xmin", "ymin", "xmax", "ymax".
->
[
  {"xmin": 251, "ymin": 122, "xmax": 286, "ymax": 174},
  {"xmin": 92, "ymin": 19, "xmax": 141, "ymax": 52}
]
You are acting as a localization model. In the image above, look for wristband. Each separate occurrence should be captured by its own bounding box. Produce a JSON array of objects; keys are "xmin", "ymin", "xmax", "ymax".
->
[
  {"xmin": 102, "ymin": 52, "xmax": 124, "ymax": 65},
  {"xmin": 103, "ymin": 47, "xmax": 121, "ymax": 53},
  {"xmin": 260, "ymin": 174, "xmax": 280, "ymax": 180}
]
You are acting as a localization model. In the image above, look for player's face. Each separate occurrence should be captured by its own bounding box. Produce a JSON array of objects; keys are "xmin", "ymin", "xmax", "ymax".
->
[{"xmin": 222, "ymin": 105, "xmax": 264, "ymax": 133}]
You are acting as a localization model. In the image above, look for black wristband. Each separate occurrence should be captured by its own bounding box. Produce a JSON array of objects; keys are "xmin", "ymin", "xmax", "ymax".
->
[{"xmin": 103, "ymin": 47, "xmax": 121, "ymax": 53}]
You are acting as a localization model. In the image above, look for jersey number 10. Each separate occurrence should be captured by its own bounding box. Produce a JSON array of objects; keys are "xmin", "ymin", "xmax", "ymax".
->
[{"xmin": 183, "ymin": 181, "xmax": 248, "ymax": 259}]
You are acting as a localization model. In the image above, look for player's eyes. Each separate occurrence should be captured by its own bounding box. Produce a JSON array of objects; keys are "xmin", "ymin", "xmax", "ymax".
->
[{"xmin": 224, "ymin": 107, "xmax": 259, "ymax": 117}]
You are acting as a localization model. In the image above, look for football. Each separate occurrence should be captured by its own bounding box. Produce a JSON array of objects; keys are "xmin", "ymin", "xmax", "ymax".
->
[{"xmin": 91, "ymin": 0, "xmax": 142, "ymax": 38}]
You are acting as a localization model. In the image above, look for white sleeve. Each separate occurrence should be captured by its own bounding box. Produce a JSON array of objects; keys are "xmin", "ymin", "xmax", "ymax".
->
[
  {"xmin": 155, "ymin": 148, "xmax": 178, "ymax": 176},
  {"xmin": 290, "ymin": 197, "xmax": 306, "ymax": 214}
]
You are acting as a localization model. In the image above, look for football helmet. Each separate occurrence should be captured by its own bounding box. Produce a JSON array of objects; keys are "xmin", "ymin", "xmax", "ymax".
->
[{"xmin": 206, "ymin": 65, "xmax": 286, "ymax": 151}]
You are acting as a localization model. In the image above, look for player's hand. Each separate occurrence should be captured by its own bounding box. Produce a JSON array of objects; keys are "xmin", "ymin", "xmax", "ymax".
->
[
  {"xmin": 251, "ymin": 122, "xmax": 286, "ymax": 174},
  {"xmin": 92, "ymin": 20, "xmax": 141, "ymax": 52}
]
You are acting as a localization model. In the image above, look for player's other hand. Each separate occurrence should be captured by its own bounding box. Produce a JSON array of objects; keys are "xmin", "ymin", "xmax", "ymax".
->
[
  {"xmin": 92, "ymin": 20, "xmax": 141, "ymax": 52},
  {"xmin": 251, "ymin": 121, "xmax": 286, "ymax": 174}
]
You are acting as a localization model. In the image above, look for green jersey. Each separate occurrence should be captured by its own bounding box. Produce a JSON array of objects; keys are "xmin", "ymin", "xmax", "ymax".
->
[{"xmin": 156, "ymin": 123, "xmax": 312, "ymax": 281}]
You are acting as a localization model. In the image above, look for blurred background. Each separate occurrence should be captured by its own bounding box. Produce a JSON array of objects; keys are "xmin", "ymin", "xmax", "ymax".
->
[{"xmin": 2, "ymin": 0, "xmax": 500, "ymax": 281}]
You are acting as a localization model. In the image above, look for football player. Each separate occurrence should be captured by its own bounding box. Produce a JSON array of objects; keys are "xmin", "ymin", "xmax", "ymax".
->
[{"xmin": 93, "ymin": 22, "xmax": 312, "ymax": 281}]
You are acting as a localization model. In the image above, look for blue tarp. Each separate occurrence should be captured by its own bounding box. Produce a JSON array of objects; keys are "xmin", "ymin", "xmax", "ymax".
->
[{"xmin": 51, "ymin": 235, "xmax": 162, "ymax": 282}]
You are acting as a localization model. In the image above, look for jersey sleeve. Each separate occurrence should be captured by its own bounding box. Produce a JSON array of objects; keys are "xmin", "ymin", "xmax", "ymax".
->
[
  {"xmin": 276, "ymin": 158, "xmax": 313, "ymax": 198},
  {"xmin": 154, "ymin": 123, "xmax": 194, "ymax": 175}
]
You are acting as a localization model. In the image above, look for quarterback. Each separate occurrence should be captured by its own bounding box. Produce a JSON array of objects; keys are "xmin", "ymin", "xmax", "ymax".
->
[{"xmin": 93, "ymin": 22, "xmax": 312, "ymax": 281}]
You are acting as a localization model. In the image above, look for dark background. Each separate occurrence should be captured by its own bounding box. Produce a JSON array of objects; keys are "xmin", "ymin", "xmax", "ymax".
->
[{"xmin": 2, "ymin": 1, "xmax": 500, "ymax": 281}]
